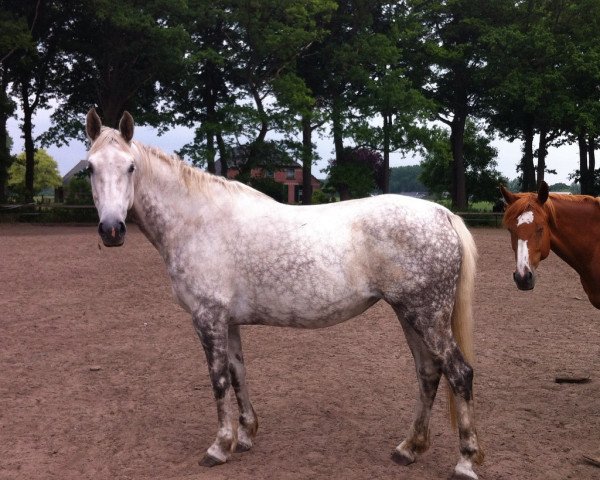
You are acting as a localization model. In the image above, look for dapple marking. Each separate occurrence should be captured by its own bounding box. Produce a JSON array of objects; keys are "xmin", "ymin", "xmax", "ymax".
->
[{"xmin": 85, "ymin": 108, "xmax": 484, "ymax": 479}]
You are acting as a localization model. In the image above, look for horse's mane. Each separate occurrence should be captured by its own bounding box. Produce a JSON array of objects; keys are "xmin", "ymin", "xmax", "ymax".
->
[
  {"xmin": 91, "ymin": 127, "xmax": 270, "ymax": 200},
  {"xmin": 503, "ymin": 192, "xmax": 600, "ymax": 228}
]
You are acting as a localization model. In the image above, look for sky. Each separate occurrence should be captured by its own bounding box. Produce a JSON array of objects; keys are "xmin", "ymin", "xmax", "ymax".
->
[{"xmin": 6, "ymin": 105, "xmax": 579, "ymax": 185}]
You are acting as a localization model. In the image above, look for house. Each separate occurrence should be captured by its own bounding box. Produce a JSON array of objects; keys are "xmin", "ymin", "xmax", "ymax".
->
[
  {"xmin": 56, "ymin": 160, "xmax": 89, "ymax": 202},
  {"xmin": 216, "ymin": 145, "xmax": 321, "ymax": 204}
]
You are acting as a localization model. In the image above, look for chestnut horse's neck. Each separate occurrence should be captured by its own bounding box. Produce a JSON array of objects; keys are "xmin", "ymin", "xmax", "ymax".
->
[
  {"xmin": 547, "ymin": 195, "xmax": 600, "ymax": 259},
  {"xmin": 546, "ymin": 195, "xmax": 600, "ymax": 304}
]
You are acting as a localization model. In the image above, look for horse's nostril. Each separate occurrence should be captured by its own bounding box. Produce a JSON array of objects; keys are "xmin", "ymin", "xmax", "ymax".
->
[
  {"xmin": 98, "ymin": 222, "xmax": 104, "ymax": 235},
  {"xmin": 526, "ymin": 271, "xmax": 533, "ymax": 280},
  {"xmin": 118, "ymin": 221, "xmax": 126, "ymax": 235}
]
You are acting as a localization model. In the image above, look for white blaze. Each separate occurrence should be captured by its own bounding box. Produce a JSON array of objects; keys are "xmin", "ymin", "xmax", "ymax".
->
[
  {"xmin": 516, "ymin": 239, "xmax": 530, "ymax": 276},
  {"xmin": 517, "ymin": 211, "xmax": 534, "ymax": 226},
  {"xmin": 515, "ymin": 211, "xmax": 534, "ymax": 276}
]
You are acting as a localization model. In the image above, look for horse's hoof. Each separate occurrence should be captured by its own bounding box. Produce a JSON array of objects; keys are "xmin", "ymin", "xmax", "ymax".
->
[
  {"xmin": 391, "ymin": 449, "xmax": 415, "ymax": 466},
  {"xmin": 235, "ymin": 441, "xmax": 252, "ymax": 453},
  {"xmin": 451, "ymin": 473, "xmax": 478, "ymax": 480},
  {"xmin": 199, "ymin": 453, "xmax": 225, "ymax": 468},
  {"xmin": 451, "ymin": 464, "xmax": 478, "ymax": 480}
]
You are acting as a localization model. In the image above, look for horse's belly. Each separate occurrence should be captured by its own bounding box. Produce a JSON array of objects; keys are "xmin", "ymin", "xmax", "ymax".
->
[{"xmin": 232, "ymin": 294, "xmax": 380, "ymax": 328}]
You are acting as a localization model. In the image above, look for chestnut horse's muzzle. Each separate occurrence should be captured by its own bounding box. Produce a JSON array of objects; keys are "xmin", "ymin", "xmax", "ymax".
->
[
  {"xmin": 513, "ymin": 270, "xmax": 534, "ymax": 290},
  {"xmin": 98, "ymin": 218, "xmax": 126, "ymax": 247}
]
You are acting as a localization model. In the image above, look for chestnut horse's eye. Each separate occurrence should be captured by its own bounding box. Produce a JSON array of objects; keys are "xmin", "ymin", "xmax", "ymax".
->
[{"xmin": 128, "ymin": 164, "xmax": 135, "ymax": 173}]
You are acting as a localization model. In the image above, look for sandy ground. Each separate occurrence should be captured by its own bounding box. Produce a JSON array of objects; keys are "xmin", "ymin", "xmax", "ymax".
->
[{"xmin": 0, "ymin": 224, "xmax": 598, "ymax": 480}]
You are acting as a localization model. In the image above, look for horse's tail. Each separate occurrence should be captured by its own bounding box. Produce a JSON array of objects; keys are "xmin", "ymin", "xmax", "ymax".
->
[{"xmin": 447, "ymin": 213, "xmax": 478, "ymax": 429}]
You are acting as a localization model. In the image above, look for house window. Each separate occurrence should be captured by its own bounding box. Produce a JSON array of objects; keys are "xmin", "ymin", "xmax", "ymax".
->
[{"xmin": 286, "ymin": 168, "xmax": 295, "ymax": 179}]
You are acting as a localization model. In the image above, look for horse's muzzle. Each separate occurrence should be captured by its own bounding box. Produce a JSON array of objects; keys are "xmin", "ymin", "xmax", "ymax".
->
[
  {"xmin": 513, "ymin": 270, "xmax": 534, "ymax": 290},
  {"xmin": 98, "ymin": 219, "xmax": 126, "ymax": 247}
]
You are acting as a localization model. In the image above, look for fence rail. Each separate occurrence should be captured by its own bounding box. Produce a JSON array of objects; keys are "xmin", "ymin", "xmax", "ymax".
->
[
  {"xmin": 0, "ymin": 203, "xmax": 98, "ymax": 222},
  {"xmin": 1, "ymin": 203, "xmax": 504, "ymax": 226},
  {"xmin": 455, "ymin": 211, "xmax": 504, "ymax": 227}
]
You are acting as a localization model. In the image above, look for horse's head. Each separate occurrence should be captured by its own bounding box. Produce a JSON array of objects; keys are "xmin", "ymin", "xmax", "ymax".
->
[
  {"xmin": 85, "ymin": 108, "xmax": 136, "ymax": 247},
  {"xmin": 500, "ymin": 182, "xmax": 552, "ymax": 291}
]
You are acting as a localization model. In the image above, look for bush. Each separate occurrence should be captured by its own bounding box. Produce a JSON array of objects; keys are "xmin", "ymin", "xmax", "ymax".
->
[
  {"xmin": 66, "ymin": 177, "xmax": 93, "ymax": 205},
  {"xmin": 311, "ymin": 189, "xmax": 336, "ymax": 204}
]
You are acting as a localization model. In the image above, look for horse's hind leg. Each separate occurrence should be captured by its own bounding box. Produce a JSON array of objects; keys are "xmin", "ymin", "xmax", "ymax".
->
[
  {"xmin": 192, "ymin": 306, "xmax": 237, "ymax": 467},
  {"xmin": 391, "ymin": 314, "xmax": 442, "ymax": 466},
  {"xmin": 227, "ymin": 325, "xmax": 258, "ymax": 452},
  {"xmin": 443, "ymin": 342, "xmax": 484, "ymax": 480},
  {"xmin": 392, "ymin": 307, "xmax": 482, "ymax": 480}
]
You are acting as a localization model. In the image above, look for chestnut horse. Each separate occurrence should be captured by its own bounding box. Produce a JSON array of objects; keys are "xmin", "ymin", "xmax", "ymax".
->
[
  {"xmin": 85, "ymin": 108, "xmax": 484, "ymax": 479},
  {"xmin": 501, "ymin": 181, "xmax": 600, "ymax": 308}
]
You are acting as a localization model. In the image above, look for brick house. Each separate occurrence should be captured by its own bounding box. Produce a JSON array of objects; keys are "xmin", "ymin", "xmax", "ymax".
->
[{"xmin": 216, "ymin": 146, "xmax": 321, "ymax": 204}]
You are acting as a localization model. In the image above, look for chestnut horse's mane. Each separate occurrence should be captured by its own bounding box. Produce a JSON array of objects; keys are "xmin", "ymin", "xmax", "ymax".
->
[{"xmin": 502, "ymin": 192, "xmax": 600, "ymax": 228}]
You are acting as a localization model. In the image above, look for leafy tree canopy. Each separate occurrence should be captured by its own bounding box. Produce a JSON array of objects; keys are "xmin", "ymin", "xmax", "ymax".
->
[
  {"xmin": 389, "ymin": 165, "xmax": 427, "ymax": 194},
  {"xmin": 8, "ymin": 148, "xmax": 61, "ymax": 196},
  {"xmin": 420, "ymin": 122, "xmax": 507, "ymax": 204},
  {"xmin": 324, "ymin": 146, "xmax": 383, "ymax": 200}
]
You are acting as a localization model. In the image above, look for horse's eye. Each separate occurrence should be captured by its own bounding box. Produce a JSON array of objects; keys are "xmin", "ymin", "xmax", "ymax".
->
[
  {"xmin": 86, "ymin": 164, "xmax": 94, "ymax": 175},
  {"xmin": 128, "ymin": 164, "xmax": 135, "ymax": 173}
]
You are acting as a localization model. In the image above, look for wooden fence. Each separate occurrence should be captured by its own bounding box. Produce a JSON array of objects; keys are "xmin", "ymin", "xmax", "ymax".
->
[{"xmin": 1, "ymin": 203, "xmax": 504, "ymax": 227}]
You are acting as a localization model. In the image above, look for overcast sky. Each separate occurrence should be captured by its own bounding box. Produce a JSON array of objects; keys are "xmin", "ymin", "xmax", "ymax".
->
[{"xmin": 7, "ymin": 105, "xmax": 578, "ymax": 185}]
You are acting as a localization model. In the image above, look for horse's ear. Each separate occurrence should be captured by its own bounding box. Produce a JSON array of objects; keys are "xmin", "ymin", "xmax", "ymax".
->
[
  {"xmin": 500, "ymin": 184, "xmax": 517, "ymax": 205},
  {"xmin": 86, "ymin": 108, "xmax": 102, "ymax": 142},
  {"xmin": 119, "ymin": 111, "xmax": 134, "ymax": 143},
  {"xmin": 537, "ymin": 181, "xmax": 549, "ymax": 205}
]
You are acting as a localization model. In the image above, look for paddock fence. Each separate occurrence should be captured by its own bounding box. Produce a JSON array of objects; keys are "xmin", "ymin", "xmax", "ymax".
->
[{"xmin": 0, "ymin": 203, "xmax": 504, "ymax": 227}]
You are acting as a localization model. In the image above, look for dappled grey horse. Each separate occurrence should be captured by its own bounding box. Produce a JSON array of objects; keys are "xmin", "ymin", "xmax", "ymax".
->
[{"xmin": 85, "ymin": 108, "xmax": 484, "ymax": 479}]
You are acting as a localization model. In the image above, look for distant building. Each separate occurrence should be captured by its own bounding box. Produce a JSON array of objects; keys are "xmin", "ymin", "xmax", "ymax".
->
[
  {"xmin": 216, "ymin": 146, "xmax": 321, "ymax": 204},
  {"xmin": 56, "ymin": 160, "xmax": 89, "ymax": 202}
]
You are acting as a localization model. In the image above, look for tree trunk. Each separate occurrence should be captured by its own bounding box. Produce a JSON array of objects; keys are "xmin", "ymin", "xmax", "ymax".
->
[
  {"xmin": 301, "ymin": 114, "xmax": 313, "ymax": 205},
  {"xmin": 21, "ymin": 81, "xmax": 35, "ymax": 202},
  {"xmin": 338, "ymin": 184, "xmax": 350, "ymax": 201},
  {"xmin": 382, "ymin": 112, "xmax": 390, "ymax": 194},
  {"xmin": 216, "ymin": 132, "xmax": 228, "ymax": 178},
  {"xmin": 205, "ymin": 90, "xmax": 218, "ymax": 174},
  {"xmin": 536, "ymin": 128, "xmax": 547, "ymax": 188},
  {"xmin": 578, "ymin": 132, "xmax": 590, "ymax": 195},
  {"xmin": 100, "ymin": 98, "xmax": 124, "ymax": 129},
  {"xmin": 0, "ymin": 72, "xmax": 12, "ymax": 203},
  {"xmin": 589, "ymin": 135, "xmax": 596, "ymax": 195},
  {"xmin": 331, "ymin": 93, "xmax": 344, "ymax": 163},
  {"xmin": 450, "ymin": 114, "xmax": 467, "ymax": 210},
  {"xmin": 521, "ymin": 122, "xmax": 536, "ymax": 192},
  {"xmin": 205, "ymin": 132, "xmax": 216, "ymax": 174}
]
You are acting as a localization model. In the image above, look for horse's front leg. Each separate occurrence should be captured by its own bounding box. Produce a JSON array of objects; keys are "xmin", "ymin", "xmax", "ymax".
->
[
  {"xmin": 192, "ymin": 306, "xmax": 237, "ymax": 467},
  {"xmin": 228, "ymin": 325, "xmax": 259, "ymax": 452}
]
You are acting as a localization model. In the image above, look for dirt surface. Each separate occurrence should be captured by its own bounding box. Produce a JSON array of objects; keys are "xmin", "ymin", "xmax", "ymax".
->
[{"xmin": 1, "ymin": 224, "xmax": 598, "ymax": 480}]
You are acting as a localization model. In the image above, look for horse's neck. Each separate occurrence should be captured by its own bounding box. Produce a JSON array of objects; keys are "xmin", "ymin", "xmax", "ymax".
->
[
  {"xmin": 131, "ymin": 157, "xmax": 219, "ymax": 254},
  {"xmin": 549, "ymin": 197, "xmax": 600, "ymax": 273}
]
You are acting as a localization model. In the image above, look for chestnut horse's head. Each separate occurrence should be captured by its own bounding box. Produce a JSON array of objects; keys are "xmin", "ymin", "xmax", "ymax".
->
[
  {"xmin": 500, "ymin": 182, "xmax": 552, "ymax": 291},
  {"xmin": 85, "ymin": 108, "xmax": 136, "ymax": 247}
]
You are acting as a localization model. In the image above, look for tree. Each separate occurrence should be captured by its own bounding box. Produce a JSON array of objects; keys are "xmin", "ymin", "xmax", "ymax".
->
[
  {"xmin": 0, "ymin": 5, "xmax": 32, "ymax": 202},
  {"xmin": 407, "ymin": 0, "xmax": 512, "ymax": 208},
  {"xmin": 2, "ymin": 0, "xmax": 65, "ymax": 201},
  {"xmin": 346, "ymin": 3, "xmax": 432, "ymax": 193},
  {"xmin": 389, "ymin": 165, "xmax": 427, "ymax": 193},
  {"xmin": 324, "ymin": 146, "xmax": 383, "ymax": 200},
  {"xmin": 7, "ymin": 148, "xmax": 61, "ymax": 198},
  {"xmin": 557, "ymin": 0, "xmax": 600, "ymax": 195},
  {"xmin": 43, "ymin": 0, "xmax": 189, "ymax": 143},
  {"xmin": 419, "ymin": 122, "xmax": 506, "ymax": 204},
  {"xmin": 484, "ymin": 0, "xmax": 571, "ymax": 192}
]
